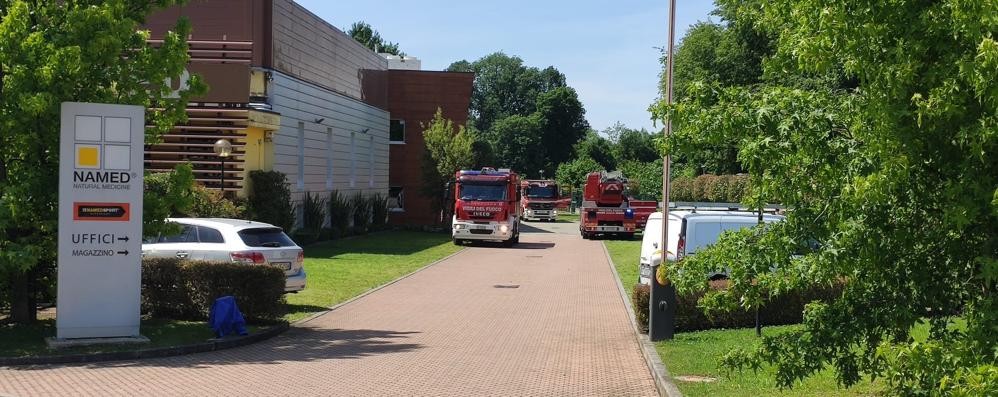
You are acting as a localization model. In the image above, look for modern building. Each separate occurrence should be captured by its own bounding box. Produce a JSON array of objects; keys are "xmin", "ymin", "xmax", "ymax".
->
[
  {"xmin": 145, "ymin": 0, "xmax": 475, "ymax": 228},
  {"xmin": 144, "ymin": 0, "xmax": 390, "ymax": 203}
]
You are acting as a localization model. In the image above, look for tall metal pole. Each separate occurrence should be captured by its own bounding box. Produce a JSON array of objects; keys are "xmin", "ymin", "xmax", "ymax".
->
[
  {"xmin": 661, "ymin": 0, "xmax": 675, "ymax": 265},
  {"xmin": 650, "ymin": 0, "xmax": 678, "ymax": 342}
]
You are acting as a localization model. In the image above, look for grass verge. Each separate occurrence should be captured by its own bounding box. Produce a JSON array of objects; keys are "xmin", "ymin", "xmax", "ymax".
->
[
  {"xmin": 285, "ymin": 230, "xmax": 461, "ymax": 322},
  {"xmin": 603, "ymin": 239, "xmax": 882, "ymax": 396}
]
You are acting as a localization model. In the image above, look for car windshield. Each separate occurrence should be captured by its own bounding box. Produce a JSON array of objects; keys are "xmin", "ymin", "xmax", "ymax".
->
[
  {"xmin": 459, "ymin": 183, "xmax": 507, "ymax": 201},
  {"xmin": 525, "ymin": 186, "xmax": 556, "ymax": 198},
  {"xmin": 238, "ymin": 227, "xmax": 297, "ymax": 247}
]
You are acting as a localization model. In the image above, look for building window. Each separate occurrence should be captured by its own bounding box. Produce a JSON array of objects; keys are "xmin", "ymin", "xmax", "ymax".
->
[
  {"xmin": 389, "ymin": 119, "xmax": 405, "ymax": 143},
  {"xmin": 350, "ymin": 131, "xmax": 356, "ymax": 187},
  {"xmin": 368, "ymin": 136, "xmax": 374, "ymax": 188},
  {"xmin": 297, "ymin": 122, "xmax": 305, "ymax": 190},
  {"xmin": 325, "ymin": 127, "xmax": 333, "ymax": 190},
  {"xmin": 389, "ymin": 186, "xmax": 404, "ymax": 211}
]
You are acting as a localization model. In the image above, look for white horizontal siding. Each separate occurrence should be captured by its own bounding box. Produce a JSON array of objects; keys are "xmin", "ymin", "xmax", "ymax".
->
[{"xmin": 270, "ymin": 70, "xmax": 389, "ymax": 198}]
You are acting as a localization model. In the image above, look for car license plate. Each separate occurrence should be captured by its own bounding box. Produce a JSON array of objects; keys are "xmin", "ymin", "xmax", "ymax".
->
[{"xmin": 272, "ymin": 262, "xmax": 292, "ymax": 271}]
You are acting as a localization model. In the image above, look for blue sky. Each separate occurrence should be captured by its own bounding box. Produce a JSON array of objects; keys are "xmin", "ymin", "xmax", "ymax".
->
[{"xmin": 297, "ymin": 0, "xmax": 716, "ymax": 134}]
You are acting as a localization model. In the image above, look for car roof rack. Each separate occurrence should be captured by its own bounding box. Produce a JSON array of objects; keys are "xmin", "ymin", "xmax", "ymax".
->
[{"xmin": 665, "ymin": 201, "xmax": 785, "ymax": 213}]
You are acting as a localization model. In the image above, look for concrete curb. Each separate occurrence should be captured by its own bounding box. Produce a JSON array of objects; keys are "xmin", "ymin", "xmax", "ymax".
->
[
  {"xmin": 601, "ymin": 242, "xmax": 683, "ymax": 397},
  {"xmin": 294, "ymin": 247, "xmax": 467, "ymax": 326},
  {"xmin": 0, "ymin": 322, "xmax": 289, "ymax": 367}
]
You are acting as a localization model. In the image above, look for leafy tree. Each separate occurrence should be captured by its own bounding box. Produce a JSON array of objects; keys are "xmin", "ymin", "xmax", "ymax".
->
[
  {"xmin": 653, "ymin": 0, "xmax": 997, "ymax": 394},
  {"xmin": 0, "ymin": 0, "xmax": 203, "ymax": 323},
  {"xmin": 420, "ymin": 108, "xmax": 475, "ymax": 221},
  {"xmin": 555, "ymin": 156, "xmax": 602, "ymax": 194},
  {"xmin": 573, "ymin": 131, "xmax": 617, "ymax": 171},
  {"xmin": 610, "ymin": 123, "xmax": 660, "ymax": 163},
  {"xmin": 346, "ymin": 21, "xmax": 402, "ymax": 56},
  {"xmin": 619, "ymin": 159, "xmax": 664, "ymax": 201},
  {"xmin": 486, "ymin": 115, "xmax": 545, "ymax": 177},
  {"xmin": 535, "ymin": 86, "xmax": 590, "ymax": 169},
  {"xmin": 446, "ymin": 52, "xmax": 568, "ymax": 133}
]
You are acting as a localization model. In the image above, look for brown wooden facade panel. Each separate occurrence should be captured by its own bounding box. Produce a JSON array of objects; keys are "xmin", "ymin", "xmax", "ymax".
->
[{"xmin": 387, "ymin": 71, "xmax": 474, "ymax": 226}]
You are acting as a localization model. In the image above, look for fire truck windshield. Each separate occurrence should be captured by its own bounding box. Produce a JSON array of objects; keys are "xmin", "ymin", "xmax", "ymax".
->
[
  {"xmin": 459, "ymin": 184, "xmax": 507, "ymax": 201},
  {"xmin": 525, "ymin": 186, "xmax": 557, "ymax": 198}
]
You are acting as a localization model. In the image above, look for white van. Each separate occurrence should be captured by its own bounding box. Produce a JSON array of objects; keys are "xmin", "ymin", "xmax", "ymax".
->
[{"xmin": 638, "ymin": 210, "xmax": 784, "ymax": 284}]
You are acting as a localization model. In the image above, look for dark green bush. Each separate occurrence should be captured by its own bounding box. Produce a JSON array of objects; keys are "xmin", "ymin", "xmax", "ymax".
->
[
  {"xmin": 328, "ymin": 191, "xmax": 352, "ymax": 238},
  {"xmin": 631, "ymin": 280, "xmax": 842, "ymax": 332},
  {"xmin": 141, "ymin": 258, "xmax": 287, "ymax": 322},
  {"xmin": 299, "ymin": 191, "xmax": 327, "ymax": 241},
  {"xmin": 632, "ymin": 284, "xmax": 650, "ymax": 333},
  {"xmin": 369, "ymin": 193, "xmax": 389, "ymax": 231},
  {"xmin": 247, "ymin": 170, "xmax": 294, "ymax": 231},
  {"xmin": 350, "ymin": 192, "xmax": 370, "ymax": 234}
]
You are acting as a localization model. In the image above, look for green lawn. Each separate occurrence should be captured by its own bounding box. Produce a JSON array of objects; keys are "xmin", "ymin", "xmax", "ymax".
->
[
  {"xmin": 285, "ymin": 230, "xmax": 461, "ymax": 322},
  {"xmin": 556, "ymin": 212, "xmax": 580, "ymax": 222},
  {"xmin": 0, "ymin": 318, "xmax": 261, "ymax": 358},
  {"xmin": 603, "ymin": 240, "xmax": 882, "ymax": 396}
]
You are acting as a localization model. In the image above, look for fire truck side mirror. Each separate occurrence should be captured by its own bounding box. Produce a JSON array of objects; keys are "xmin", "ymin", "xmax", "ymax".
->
[{"xmin": 444, "ymin": 180, "xmax": 454, "ymax": 200}]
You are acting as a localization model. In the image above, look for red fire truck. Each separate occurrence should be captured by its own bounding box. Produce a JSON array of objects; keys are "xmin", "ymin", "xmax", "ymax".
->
[
  {"xmin": 450, "ymin": 168, "xmax": 521, "ymax": 247},
  {"xmin": 519, "ymin": 179, "xmax": 570, "ymax": 222},
  {"xmin": 579, "ymin": 171, "xmax": 656, "ymax": 239}
]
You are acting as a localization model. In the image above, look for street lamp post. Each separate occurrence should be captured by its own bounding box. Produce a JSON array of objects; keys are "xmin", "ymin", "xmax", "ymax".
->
[
  {"xmin": 213, "ymin": 139, "xmax": 233, "ymax": 196},
  {"xmin": 650, "ymin": 0, "xmax": 678, "ymax": 342}
]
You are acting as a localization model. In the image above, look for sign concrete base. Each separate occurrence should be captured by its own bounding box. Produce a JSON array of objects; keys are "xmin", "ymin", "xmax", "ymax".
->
[{"xmin": 45, "ymin": 335, "xmax": 150, "ymax": 350}]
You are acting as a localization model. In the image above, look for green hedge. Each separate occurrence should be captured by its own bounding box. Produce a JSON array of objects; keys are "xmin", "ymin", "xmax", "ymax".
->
[
  {"xmin": 671, "ymin": 174, "xmax": 751, "ymax": 203},
  {"xmin": 631, "ymin": 280, "xmax": 842, "ymax": 332},
  {"xmin": 142, "ymin": 258, "xmax": 286, "ymax": 322}
]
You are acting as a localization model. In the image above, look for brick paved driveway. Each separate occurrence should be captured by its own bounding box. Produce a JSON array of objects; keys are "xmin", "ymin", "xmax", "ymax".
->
[{"xmin": 0, "ymin": 222, "xmax": 656, "ymax": 396}]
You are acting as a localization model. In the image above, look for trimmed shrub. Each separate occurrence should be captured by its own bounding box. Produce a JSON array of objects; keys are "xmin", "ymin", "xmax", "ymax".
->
[
  {"xmin": 184, "ymin": 184, "xmax": 245, "ymax": 218},
  {"xmin": 247, "ymin": 171, "xmax": 294, "ymax": 231},
  {"xmin": 725, "ymin": 174, "xmax": 750, "ymax": 203},
  {"xmin": 350, "ymin": 192, "xmax": 370, "ymax": 234},
  {"xmin": 670, "ymin": 177, "xmax": 694, "ymax": 201},
  {"xmin": 328, "ymin": 191, "xmax": 352, "ymax": 238},
  {"xmin": 668, "ymin": 174, "xmax": 752, "ymax": 203},
  {"xmin": 631, "ymin": 280, "xmax": 843, "ymax": 332},
  {"xmin": 141, "ymin": 258, "xmax": 287, "ymax": 322},
  {"xmin": 632, "ymin": 284, "xmax": 650, "ymax": 333},
  {"xmin": 369, "ymin": 193, "xmax": 389, "ymax": 231},
  {"xmin": 185, "ymin": 261, "xmax": 287, "ymax": 322},
  {"xmin": 141, "ymin": 258, "xmax": 197, "ymax": 319}
]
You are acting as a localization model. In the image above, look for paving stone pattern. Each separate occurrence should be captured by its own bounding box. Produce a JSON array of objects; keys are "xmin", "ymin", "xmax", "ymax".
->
[{"xmin": 0, "ymin": 227, "xmax": 656, "ymax": 397}]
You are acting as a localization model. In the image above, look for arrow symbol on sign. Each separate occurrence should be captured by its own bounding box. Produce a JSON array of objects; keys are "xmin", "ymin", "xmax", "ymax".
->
[
  {"xmin": 116, "ymin": 250, "xmax": 129, "ymax": 256},
  {"xmin": 118, "ymin": 236, "xmax": 130, "ymax": 242}
]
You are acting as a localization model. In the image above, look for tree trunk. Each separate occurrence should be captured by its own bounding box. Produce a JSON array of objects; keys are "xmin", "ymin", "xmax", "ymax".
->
[{"xmin": 8, "ymin": 270, "xmax": 38, "ymax": 324}]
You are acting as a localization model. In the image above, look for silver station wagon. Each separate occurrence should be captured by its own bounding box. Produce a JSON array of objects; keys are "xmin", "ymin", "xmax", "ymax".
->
[{"xmin": 142, "ymin": 218, "xmax": 306, "ymax": 292}]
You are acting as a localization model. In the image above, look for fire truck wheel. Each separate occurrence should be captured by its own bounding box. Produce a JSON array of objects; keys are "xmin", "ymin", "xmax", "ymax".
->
[
  {"xmin": 622, "ymin": 232, "xmax": 635, "ymax": 240},
  {"xmin": 453, "ymin": 238, "xmax": 463, "ymax": 246}
]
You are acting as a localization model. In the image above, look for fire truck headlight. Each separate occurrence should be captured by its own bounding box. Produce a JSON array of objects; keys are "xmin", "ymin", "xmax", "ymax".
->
[
  {"xmin": 499, "ymin": 224, "xmax": 510, "ymax": 234},
  {"xmin": 454, "ymin": 224, "xmax": 465, "ymax": 230}
]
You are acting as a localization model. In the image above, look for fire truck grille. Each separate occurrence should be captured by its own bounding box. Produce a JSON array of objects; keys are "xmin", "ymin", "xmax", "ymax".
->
[
  {"xmin": 470, "ymin": 229, "xmax": 493, "ymax": 235},
  {"xmin": 529, "ymin": 203, "xmax": 554, "ymax": 210}
]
